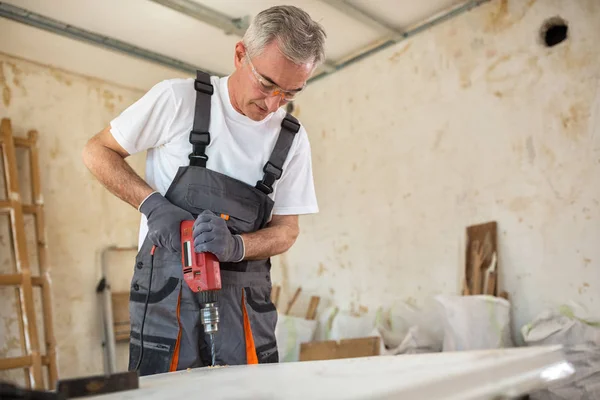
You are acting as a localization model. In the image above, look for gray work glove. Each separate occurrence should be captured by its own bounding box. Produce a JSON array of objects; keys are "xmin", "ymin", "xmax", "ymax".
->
[
  {"xmin": 139, "ymin": 192, "xmax": 193, "ymax": 253},
  {"xmin": 193, "ymin": 210, "xmax": 245, "ymax": 263}
]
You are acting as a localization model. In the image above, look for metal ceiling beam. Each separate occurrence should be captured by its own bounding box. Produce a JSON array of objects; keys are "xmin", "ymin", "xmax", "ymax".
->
[
  {"xmin": 0, "ymin": 2, "xmax": 224, "ymax": 77},
  {"xmin": 147, "ymin": 0, "xmax": 249, "ymax": 37},
  {"xmin": 1, "ymin": 0, "xmax": 492, "ymax": 87},
  {"xmin": 148, "ymin": 0, "xmax": 337, "ymax": 73},
  {"xmin": 320, "ymin": 0, "xmax": 404, "ymax": 42},
  {"xmin": 309, "ymin": 0, "xmax": 492, "ymax": 84}
]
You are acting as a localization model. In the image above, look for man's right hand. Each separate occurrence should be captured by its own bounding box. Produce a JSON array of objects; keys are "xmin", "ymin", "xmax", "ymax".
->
[{"xmin": 139, "ymin": 192, "xmax": 193, "ymax": 252}]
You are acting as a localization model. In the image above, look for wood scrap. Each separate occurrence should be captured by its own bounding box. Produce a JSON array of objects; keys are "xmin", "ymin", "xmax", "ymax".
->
[
  {"xmin": 305, "ymin": 296, "xmax": 320, "ymax": 320},
  {"xmin": 462, "ymin": 277, "xmax": 470, "ymax": 296},
  {"xmin": 470, "ymin": 240, "xmax": 485, "ymax": 294},
  {"xmin": 299, "ymin": 337, "xmax": 380, "ymax": 362},
  {"xmin": 284, "ymin": 287, "xmax": 302, "ymax": 315},
  {"xmin": 271, "ymin": 285, "xmax": 281, "ymax": 308},
  {"xmin": 111, "ymin": 292, "xmax": 130, "ymax": 342},
  {"xmin": 484, "ymin": 272, "xmax": 496, "ymax": 295},
  {"xmin": 464, "ymin": 221, "xmax": 498, "ymax": 296},
  {"xmin": 483, "ymin": 252, "xmax": 497, "ymax": 295}
]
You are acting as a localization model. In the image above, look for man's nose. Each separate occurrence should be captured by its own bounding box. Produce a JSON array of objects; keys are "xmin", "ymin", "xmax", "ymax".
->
[{"xmin": 265, "ymin": 94, "xmax": 284, "ymax": 112}]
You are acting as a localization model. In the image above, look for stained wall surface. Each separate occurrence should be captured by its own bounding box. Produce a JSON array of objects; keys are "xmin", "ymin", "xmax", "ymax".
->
[
  {"xmin": 271, "ymin": 0, "xmax": 600, "ymax": 338},
  {"xmin": 0, "ymin": 54, "xmax": 146, "ymax": 383}
]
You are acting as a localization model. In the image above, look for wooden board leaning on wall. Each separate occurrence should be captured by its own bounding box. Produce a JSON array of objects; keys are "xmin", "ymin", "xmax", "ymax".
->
[{"xmin": 463, "ymin": 221, "xmax": 508, "ymax": 300}]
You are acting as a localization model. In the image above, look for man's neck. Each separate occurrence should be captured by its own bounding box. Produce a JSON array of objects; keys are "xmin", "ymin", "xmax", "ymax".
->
[{"xmin": 227, "ymin": 73, "xmax": 246, "ymax": 116}]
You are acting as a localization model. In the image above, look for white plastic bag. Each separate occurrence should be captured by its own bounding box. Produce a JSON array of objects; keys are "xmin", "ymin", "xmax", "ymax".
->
[
  {"xmin": 275, "ymin": 314, "xmax": 317, "ymax": 362},
  {"xmin": 522, "ymin": 302, "xmax": 600, "ymax": 400},
  {"xmin": 377, "ymin": 303, "xmax": 417, "ymax": 349},
  {"xmin": 379, "ymin": 300, "xmax": 444, "ymax": 354},
  {"xmin": 328, "ymin": 309, "xmax": 381, "ymax": 340},
  {"xmin": 313, "ymin": 306, "xmax": 339, "ymax": 341},
  {"xmin": 435, "ymin": 294, "xmax": 514, "ymax": 351},
  {"xmin": 522, "ymin": 302, "xmax": 600, "ymax": 346},
  {"xmin": 314, "ymin": 307, "xmax": 386, "ymax": 355}
]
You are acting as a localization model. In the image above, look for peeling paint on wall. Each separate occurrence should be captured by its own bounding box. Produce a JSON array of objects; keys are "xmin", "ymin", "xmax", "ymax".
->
[
  {"xmin": 0, "ymin": 54, "xmax": 146, "ymax": 382},
  {"xmin": 272, "ymin": 0, "xmax": 600, "ymax": 339},
  {"xmin": 0, "ymin": 62, "xmax": 12, "ymax": 107},
  {"xmin": 484, "ymin": 0, "xmax": 537, "ymax": 33}
]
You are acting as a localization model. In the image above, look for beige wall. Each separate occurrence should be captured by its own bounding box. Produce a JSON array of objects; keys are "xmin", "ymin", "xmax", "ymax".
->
[
  {"xmin": 0, "ymin": 54, "xmax": 146, "ymax": 384},
  {"xmin": 273, "ymin": 0, "xmax": 600, "ymax": 339},
  {"xmin": 0, "ymin": 0, "xmax": 599, "ymax": 386}
]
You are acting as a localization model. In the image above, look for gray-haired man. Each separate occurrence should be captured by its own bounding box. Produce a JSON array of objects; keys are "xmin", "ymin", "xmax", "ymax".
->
[{"xmin": 82, "ymin": 5, "xmax": 326, "ymax": 375}]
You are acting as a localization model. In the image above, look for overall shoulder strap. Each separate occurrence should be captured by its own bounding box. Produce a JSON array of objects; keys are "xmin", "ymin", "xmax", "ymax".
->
[
  {"xmin": 189, "ymin": 70, "xmax": 214, "ymax": 167},
  {"xmin": 256, "ymin": 113, "xmax": 301, "ymax": 195}
]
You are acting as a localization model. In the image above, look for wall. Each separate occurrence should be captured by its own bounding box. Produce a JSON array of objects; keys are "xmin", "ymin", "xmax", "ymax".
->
[
  {"xmin": 0, "ymin": 54, "xmax": 147, "ymax": 385},
  {"xmin": 1, "ymin": 0, "xmax": 599, "ymax": 386},
  {"xmin": 272, "ymin": 0, "xmax": 600, "ymax": 339}
]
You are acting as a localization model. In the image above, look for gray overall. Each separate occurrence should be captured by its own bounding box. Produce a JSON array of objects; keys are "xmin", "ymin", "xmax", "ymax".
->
[{"xmin": 128, "ymin": 71, "xmax": 300, "ymax": 376}]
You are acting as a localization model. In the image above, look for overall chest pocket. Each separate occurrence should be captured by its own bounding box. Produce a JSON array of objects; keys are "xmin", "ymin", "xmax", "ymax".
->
[{"xmin": 185, "ymin": 184, "xmax": 261, "ymax": 234}]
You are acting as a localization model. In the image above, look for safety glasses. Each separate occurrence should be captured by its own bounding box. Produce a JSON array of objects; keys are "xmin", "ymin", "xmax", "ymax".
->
[{"xmin": 244, "ymin": 53, "xmax": 304, "ymax": 102}]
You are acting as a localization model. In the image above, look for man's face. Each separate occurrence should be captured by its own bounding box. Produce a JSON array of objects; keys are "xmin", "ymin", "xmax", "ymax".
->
[{"xmin": 233, "ymin": 41, "xmax": 314, "ymax": 121}]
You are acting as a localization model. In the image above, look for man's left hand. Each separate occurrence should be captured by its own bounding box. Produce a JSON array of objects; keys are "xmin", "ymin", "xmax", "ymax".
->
[{"xmin": 193, "ymin": 210, "xmax": 245, "ymax": 262}]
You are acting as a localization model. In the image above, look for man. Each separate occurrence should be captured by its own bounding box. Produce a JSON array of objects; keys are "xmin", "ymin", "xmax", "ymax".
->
[{"xmin": 82, "ymin": 5, "xmax": 326, "ymax": 375}]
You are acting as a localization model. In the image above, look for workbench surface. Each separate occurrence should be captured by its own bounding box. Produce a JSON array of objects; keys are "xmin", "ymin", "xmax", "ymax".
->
[{"xmin": 87, "ymin": 345, "xmax": 572, "ymax": 400}]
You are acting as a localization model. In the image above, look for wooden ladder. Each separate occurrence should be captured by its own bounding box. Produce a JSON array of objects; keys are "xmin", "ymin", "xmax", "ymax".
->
[{"xmin": 0, "ymin": 118, "xmax": 58, "ymax": 389}]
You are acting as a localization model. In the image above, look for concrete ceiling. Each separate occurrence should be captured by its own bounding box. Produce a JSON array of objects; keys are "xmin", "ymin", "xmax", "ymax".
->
[{"xmin": 0, "ymin": 0, "xmax": 472, "ymax": 90}]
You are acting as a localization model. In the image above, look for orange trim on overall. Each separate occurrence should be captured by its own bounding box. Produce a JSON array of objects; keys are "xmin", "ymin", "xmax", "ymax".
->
[
  {"xmin": 169, "ymin": 291, "xmax": 183, "ymax": 371},
  {"xmin": 241, "ymin": 290, "xmax": 258, "ymax": 364}
]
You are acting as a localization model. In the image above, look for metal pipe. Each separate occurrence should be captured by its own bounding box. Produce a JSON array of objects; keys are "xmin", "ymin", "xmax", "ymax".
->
[
  {"xmin": 98, "ymin": 245, "xmax": 137, "ymax": 375},
  {"xmin": 308, "ymin": 0, "xmax": 492, "ymax": 84},
  {"xmin": 321, "ymin": 0, "xmax": 403, "ymax": 41},
  {"xmin": 147, "ymin": 0, "xmax": 249, "ymax": 37},
  {"xmin": 0, "ymin": 2, "xmax": 224, "ymax": 77},
  {"xmin": 149, "ymin": 0, "xmax": 338, "ymax": 73}
]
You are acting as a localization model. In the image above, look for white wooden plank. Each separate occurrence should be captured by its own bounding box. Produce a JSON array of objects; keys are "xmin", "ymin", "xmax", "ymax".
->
[{"xmin": 87, "ymin": 346, "xmax": 573, "ymax": 399}]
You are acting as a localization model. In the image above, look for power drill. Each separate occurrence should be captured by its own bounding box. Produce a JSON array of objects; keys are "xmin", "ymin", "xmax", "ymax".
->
[{"xmin": 180, "ymin": 220, "xmax": 221, "ymax": 366}]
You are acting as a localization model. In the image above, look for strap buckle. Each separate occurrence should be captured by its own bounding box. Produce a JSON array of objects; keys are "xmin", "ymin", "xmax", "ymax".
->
[
  {"xmin": 255, "ymin": 181, "xmax": 273, "ymax": 195},
  {"xmin": 188, "ymin": 154, "xmax": 208, "ymax": 162},
  {"xmin": 189, "ymin": 131, "xmax": 210, "ymax": 146},
  {"xmin": 255, "ymin": 162, "xmax": 282, "ymax": 195},
  {"xmin": 263, "ymin": 161, "xmax": 282, "ymax": 180},
  {"xmin": 194, "ymin": 79, "xmax": 214, "ymax": 95},
  {"xmin": 281, "ymin": 116, "xmax": 300, "ymax": 133}
]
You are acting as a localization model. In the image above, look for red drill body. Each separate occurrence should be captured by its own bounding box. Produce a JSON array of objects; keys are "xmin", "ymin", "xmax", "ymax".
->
[
  {"xmin": 180, "ymin": 219, "xmax": 221, "ymax": 366},
  {"xmin": 180, "ymin": 220, "xmax": 221, "ymax": 293}
]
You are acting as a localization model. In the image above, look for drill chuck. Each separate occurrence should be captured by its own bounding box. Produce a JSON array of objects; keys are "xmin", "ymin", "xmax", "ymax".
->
[{"xmin": 201, "ymin": 303, "xmax": 219, "ymax": 334}]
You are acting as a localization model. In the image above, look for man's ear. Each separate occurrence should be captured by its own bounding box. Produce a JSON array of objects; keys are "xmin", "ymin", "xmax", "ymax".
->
[{"xmin": 233, "ymin": 41, "xmax": 246, "ymax": 70}]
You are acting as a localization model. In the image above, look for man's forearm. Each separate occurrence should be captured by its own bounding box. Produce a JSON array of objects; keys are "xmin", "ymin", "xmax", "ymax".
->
[
  {"xmin": 240, "ymin": 221, "xmax": 299, "ymax": 260},
  {"xmin": 82, "ymin": 134, "xmax": 153, "ymax": 209}
]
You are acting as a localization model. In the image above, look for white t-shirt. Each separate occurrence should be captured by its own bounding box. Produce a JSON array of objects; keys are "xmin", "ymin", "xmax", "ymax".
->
[{"xmin": 109, "ymin": 75, "xmax": 319, "ymax": 248}]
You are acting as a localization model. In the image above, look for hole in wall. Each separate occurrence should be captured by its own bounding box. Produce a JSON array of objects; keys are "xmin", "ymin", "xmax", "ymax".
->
[{"xmin": 540, "ymin": 17, "xmax": 568, "ymax": 47}]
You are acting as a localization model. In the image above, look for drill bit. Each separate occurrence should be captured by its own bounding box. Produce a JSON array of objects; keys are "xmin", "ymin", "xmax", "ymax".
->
[
  {"xmin": 209, "ymin": 332, "xmax": 216, "ymax": 366},
  {"xmin": 200, "ymin": 299, "xmax": 219, "ymax": 367}
]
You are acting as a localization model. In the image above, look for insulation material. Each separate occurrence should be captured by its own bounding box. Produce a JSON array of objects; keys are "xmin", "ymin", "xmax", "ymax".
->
[
  {"xmin": 435, "ymin": 294, "xmax": 514, "ymax": 351},
  {"xmin": 274, "ymin": 314, "xmax": 317, "ymax": 363},
  {"xmin": 378, "ymin": 300, "xmax": 444, "ymax": 355},
  {"xmin": 328, "ymin": 309, "xmax": 382, "ymax": 341},
  {"xmin": 523, "ymin": 302, "xmax": 600, "ymax": 400},
  {"xmin": 307, "ymin": 301, "xmax": 443, "ymax": 357}
]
